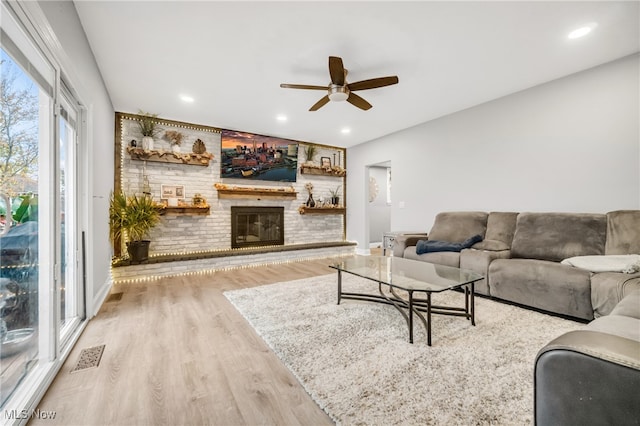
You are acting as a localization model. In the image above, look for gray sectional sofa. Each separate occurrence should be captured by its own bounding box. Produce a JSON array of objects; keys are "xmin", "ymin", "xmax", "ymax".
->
[
  {"xmin": 392, "ymin": 210, "xmax": 640, "ymax": 320},
  {"xmin": 393, "ymin": 210, "xmax": 640, "ymax": 425}
]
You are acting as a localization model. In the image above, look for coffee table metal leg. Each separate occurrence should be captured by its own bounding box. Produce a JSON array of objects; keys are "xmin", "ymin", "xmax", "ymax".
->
[
  {"xmin": 337, "ymin": 270, "xmax": 342, "ymax": 305},
  {"xmin": 471, "ymin": 282, "xmax": 475, "ymax": 326},
  {"xmin": 427, "ymin": 292, "xmax": 432, "ymax": 346},
  {"xmin": 465, "ymin": 286, "xmax": 469, "ymax": 320},
  {"xmin": 408, "ymin": 290, "xmax": 414, "ymax": 344}
]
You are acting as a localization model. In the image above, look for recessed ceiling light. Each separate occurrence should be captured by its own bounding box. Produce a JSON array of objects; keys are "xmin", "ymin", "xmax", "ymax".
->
[
  {"xmin": 276, "ymin": 115, "xmax": 287, "ymax": 122},
  {"xmin": 341, "ymin": 128, "xmax": 351, "ymax": 134},
  {"xmin": 568, "ymin": 23, "xmax": 597, "ymax": 39},
  {"xmin": 180, "ymin": 95, "xmax": 194, "ymax": 103}
]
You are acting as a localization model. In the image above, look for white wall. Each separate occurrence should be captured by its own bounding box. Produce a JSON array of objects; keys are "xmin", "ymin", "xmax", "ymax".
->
[
  {"xmin": 347, "ymin": 54, "xmax": 640, "ymax": 251},
  {"xmin": 38, "ymin": 1, "xmax": 115, "ymax": 316}
]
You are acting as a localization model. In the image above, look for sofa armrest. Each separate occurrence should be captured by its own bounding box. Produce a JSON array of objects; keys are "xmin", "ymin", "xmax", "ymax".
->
[
  {"xmin": 392, "ymin": 233, "xmax": 428, "ymax": 257},
  {"xmin": 535, "ymin": 330, "xmax": 640, "ymax": 425}
]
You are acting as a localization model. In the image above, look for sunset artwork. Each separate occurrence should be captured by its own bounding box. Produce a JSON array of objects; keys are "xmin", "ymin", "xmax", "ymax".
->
[{"xmin": 220, "ymin": 129, "xmax": 299, "ymax": 182}]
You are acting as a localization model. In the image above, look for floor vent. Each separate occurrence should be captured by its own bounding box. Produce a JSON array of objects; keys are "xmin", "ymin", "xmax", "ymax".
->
[
  {"xmin": 106, "ymin": 292, "xmax": 123, "ymax": 302},
  {"xmin": 71, "ymin": 345, "xmax": 105, "ymax": 373}
]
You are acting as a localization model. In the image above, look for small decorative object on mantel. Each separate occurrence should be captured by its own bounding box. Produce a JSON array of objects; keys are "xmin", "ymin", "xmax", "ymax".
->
[
  {"xmin": 192, "ymin": 139, "xmax": 206, "ymax": 154},
  {"xmin": 304, "ymin": 182, "xmax": 316, "ymax": 207},
  {"xmin": 329, "ymin": 185, "xmax": 341, "ymax": 206},
  {"xmin": 164, "ymin": 130, "xmax": 184, "ymax": 153},
  {"xmin": 192, "ymin": 193, "xmax": 206, "ymax": 206},
  {"xmin": 136, "ymin": 110, "xmax": 161, "ymax": 151}
]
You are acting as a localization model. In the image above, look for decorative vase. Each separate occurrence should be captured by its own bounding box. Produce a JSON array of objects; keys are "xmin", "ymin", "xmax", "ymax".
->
[
  {"xmin": 331, "ymin": 196, "xmax": 340, "ymax": 206},
  {"xmin": 306, "ymin": 194, "xmax": 316, "ymax": 208},
  {"xmin": 172, "ymin": 144, "xmax": 181, "ymax": 153},
  {"xmin": 141, "ymin": 136, "xmax": 154, "ymax": 151}
]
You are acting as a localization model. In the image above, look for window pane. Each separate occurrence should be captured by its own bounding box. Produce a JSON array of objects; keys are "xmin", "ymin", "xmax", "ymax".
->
[
  {"xmin": 59, "ymin": 105, "xmax": 79, "ymax": 339},
  {"xmin": 0, "ymin": 49, "xmax": 41, "ymax": 406}
]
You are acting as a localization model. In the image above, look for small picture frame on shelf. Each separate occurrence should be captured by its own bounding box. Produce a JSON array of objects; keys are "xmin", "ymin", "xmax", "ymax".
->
[
  {"xmin": 321, "ymin": 157, "xmax": 331, "ymax": 168},
  {"xmin": 161, "ymin": 184, "xmax": 185, "ymax": 200}
]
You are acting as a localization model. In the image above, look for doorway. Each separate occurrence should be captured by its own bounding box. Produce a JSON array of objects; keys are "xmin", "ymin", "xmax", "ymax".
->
[{"xmin": 367, "ymin": 161, "xmax": 392, "ymax": 251}]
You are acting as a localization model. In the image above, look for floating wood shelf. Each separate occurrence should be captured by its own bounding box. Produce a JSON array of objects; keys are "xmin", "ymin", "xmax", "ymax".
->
[
  {"xmin": 160, "ymin": 205, "xmax": 210, "ymax": 216},
  {"xmin": 298, "ymin": 206, "xmax": 346, "ymax": 215},
  {"xmin": 216, "ymin": 186, "xmax": 298, "ymax": 200},
  {"xmin": 300, "ymin": 165, "xmax": 346, "ymax": 177},
  {"xmin": 127, "ymin": 147, "xmax": 213, "ymax": 166}
]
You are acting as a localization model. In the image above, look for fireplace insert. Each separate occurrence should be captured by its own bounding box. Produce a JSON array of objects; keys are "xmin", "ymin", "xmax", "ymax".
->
[{"xmin": 231, "ymin": 206, "xmax": 284, "ymax": 249}]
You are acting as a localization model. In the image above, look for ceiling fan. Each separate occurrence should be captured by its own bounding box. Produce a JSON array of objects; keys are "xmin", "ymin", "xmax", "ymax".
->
[{"xmin": 280, "ymin": 56, "xmax": 399, "ymax": 111}]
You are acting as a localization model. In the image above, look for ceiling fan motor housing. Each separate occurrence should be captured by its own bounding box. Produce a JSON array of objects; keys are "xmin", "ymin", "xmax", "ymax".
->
[{"xmin": 328, "ymin": 84, "xmax": 349, "ymax": 102}]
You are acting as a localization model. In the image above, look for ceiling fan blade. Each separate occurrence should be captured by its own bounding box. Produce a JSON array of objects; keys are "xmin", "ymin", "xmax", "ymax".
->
[
  {"xmin": 280, "ymin": 83, "xmax": 327, "ymax": 90},
  {"xmin": 348, "ymin": 76, "xmax": 399, "ymax": 91},
  {"xmin": 309, "ymin": 95, "xmax": 330, "ymax": 111},
  {"xmin": 329, "ymin": 56, "xmax": 345, "ymax": 86},
  {"xmin": 347, "ymin": 92, "xmax": 372, "ymax": 110}
]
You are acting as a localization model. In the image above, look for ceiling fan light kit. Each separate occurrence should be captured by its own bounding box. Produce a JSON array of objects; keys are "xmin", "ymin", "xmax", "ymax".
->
[
  {"xmin": 281, "ymin": 56, "xmax": 399, "ymax": 111},
  {"xmin": 328, "ymin": 85, "xmax": 349, "ymax": 102}
]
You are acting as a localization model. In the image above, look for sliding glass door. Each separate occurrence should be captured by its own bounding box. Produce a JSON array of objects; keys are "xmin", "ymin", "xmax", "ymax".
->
[
  {"xmin": 0, "ymin": 46, "xmax": 47, "ymax": 407},
  {"xmin": 0, "ymin": 2, "xmax": 86, "ymax": 413},
  {"xmin": 58, "ymin": 92, "xmax": 82, "ymax": 347}
]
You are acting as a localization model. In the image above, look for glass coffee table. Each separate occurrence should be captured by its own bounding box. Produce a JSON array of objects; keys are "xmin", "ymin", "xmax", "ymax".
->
[{"xmin": 329, "ymin": 256, "xmax": 484, "ymax": 345}]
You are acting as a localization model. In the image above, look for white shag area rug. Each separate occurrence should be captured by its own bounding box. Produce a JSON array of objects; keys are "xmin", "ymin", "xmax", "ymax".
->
[{"xmin": 224, "ymin": 273, "xmax": 583, "ymax": 425}]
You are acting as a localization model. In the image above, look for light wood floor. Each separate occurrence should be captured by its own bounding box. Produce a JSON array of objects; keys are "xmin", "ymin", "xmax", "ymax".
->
[{"xmin": 30, "ymin": 257, "xmax": 348, "ymax": 426}]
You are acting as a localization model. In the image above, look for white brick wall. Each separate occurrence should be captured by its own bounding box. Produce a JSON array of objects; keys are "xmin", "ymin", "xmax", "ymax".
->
[{"xmin": 119, "ymin": 117, "xmax": 346, "ymax": 256}]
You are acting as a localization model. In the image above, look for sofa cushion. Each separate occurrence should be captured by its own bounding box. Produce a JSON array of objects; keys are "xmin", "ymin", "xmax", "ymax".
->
[
  {"xmin": 489, "ymin": 258, "xmax": 594, "ymax": 320},
  {"xmin": 484, "ymin": 212, "xmax": 518, "ymax": 248},
  {"xmin": 427, "ymin": 211, "xmax": 488, "ymax": 243},
  {"xmin": 605, "ymin": 210, "xmax": 640, "ymax": 255},
  {"xmin": 460, "ymin": 248, "xmax": 511, "ymax": 296},
  {"xmin": 472, "ymin": 239, "xmax": 510, "ymax": 251},
  {"xmin": 610, "ymin": 289, "xmax": 640, "ymax": 320},
  {"xmin": 590, "ymin": 272, "xmax": 640, "ymax": 318},
  {"xmin": 587, "ymin": 315, "xmax": 640, "ymax": 341},
  {"xmin": 510, "ymin": 213, "xmax": 606, "ymax": 262}
]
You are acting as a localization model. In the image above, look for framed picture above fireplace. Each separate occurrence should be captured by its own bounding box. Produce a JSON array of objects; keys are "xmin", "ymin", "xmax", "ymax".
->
[{"xmin": 220, "ymin": 129, "xmax": 298, "ymax": 182}]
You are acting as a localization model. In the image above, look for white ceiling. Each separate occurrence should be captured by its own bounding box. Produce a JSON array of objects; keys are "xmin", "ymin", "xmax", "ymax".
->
[{"xmin": 74, "ymin": 1, "xmax": 639, "ymax": 148}]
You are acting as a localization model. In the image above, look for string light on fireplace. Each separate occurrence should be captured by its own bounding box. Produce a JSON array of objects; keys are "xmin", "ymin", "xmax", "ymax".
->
[
  {"xmin": 110, "ymin": 252, "xmax": 353, "ymax": 285},
  {"xmin": 147, "ymin": 243, "xmax": 287, "ymax": 258}
]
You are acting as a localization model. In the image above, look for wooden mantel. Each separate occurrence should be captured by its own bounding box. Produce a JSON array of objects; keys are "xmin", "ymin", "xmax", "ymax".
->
[
  {"xmin": 214, "ymin": 184, "xmax": 298, "ymax": 200},
  {"xmin": 298, "ymin": 206, "xmax": 346, "ymax": 215},
  {"xmin": 127, "ymin": 147, "xmax": 213, "ymax": 166}
]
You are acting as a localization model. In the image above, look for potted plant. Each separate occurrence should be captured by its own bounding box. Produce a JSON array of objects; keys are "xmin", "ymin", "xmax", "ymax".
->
[
  {"xmin": 109, "ymin": 191, "xmax": 161, "ymax": 263},
  {"xmin": 136, "ymin": 110, "xmax": 161, "ymax": 151},
  {"xmin": 329, "ymin": 185, "xmax": 341, "ymax": 206}
]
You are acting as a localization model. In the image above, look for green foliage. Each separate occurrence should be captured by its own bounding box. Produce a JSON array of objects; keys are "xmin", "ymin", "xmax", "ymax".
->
[
  {"xmin": 136, "ymin": 110, "xmax": 162, "ymax": 137},
  {"xmin": 109, "ymin": 191, "xmax": 161, "ymax": 244},
  {"xmin": 329, "ymin": 185, "xmax": 342, "ymax": 198},
  {"xmin": 12, "ymin": 193, "xmax": 37, "ymax": 223}
]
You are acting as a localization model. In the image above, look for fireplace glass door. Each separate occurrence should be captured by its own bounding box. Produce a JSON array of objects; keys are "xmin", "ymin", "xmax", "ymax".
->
[{"xmin": 231, "ymin": 207, "xmax": 284, "ymax": 249}]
